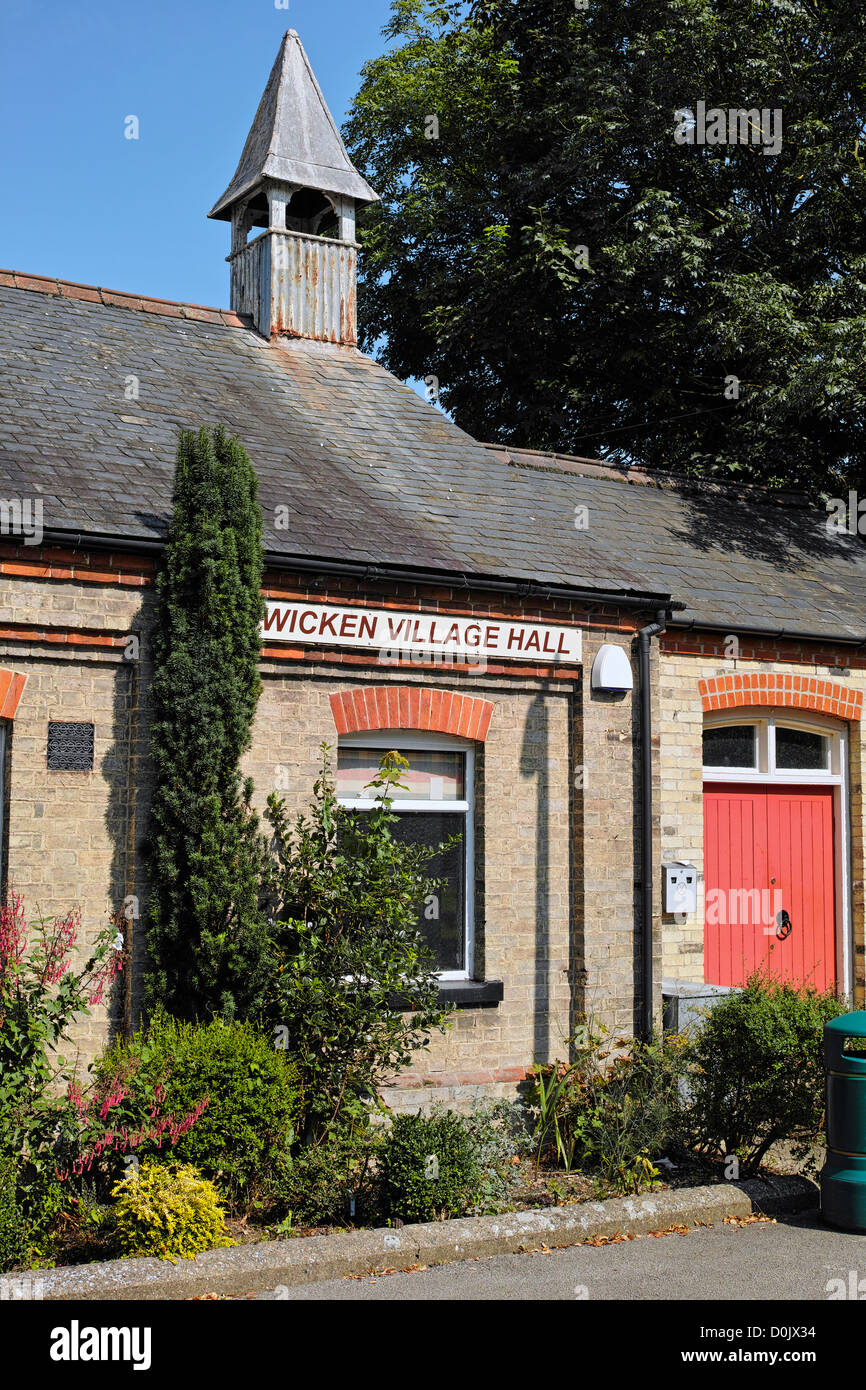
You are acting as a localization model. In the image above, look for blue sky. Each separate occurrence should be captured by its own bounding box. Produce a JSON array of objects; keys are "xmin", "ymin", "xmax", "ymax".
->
[{"xmin": 0, "ymin": 0, "xmax": 395, "ymax": 306}]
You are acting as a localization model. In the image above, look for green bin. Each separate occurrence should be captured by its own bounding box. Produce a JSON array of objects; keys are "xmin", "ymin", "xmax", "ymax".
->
[{"xmin": 821, "ymin": 1011, "xmax": 866, "ymax": 1231}]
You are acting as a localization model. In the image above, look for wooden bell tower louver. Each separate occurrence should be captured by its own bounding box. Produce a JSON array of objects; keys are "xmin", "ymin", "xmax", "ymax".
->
[{"xmin": 208, "ymin": 29, "xmax": 379, "ymax": 344}]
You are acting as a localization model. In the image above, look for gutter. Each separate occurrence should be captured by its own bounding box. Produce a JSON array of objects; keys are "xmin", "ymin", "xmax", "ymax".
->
[
  {"xmin": 34, "ymin": 527, "xmax": 680, "ymax": 614},
  {"xmin": 638, "ymin": 607, "xmax": 667, "ymax": 1041},
  {"xmin": 37, "ymin": 529, "xmax": 164, "ymax": 557},
  {"xmin": 267, "ymin": 552, "xmax": 680, "ymax": 612},
  {"xmin": 667, "ymin": 617, "xmax": 866, "ymax": 648}
]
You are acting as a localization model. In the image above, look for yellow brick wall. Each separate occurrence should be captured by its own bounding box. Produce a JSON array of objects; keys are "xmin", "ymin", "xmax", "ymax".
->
[
  {"xmin": 0, "ymin": 567, "xmax": 651, "ymax": 1088},
  {"xmin": 0, "ymin": 579, "xmax": 153, "ymax": 1057}
]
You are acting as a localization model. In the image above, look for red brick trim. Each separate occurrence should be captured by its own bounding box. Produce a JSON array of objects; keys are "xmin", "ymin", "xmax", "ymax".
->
[
  {"xmin": 0, "ymin": 668, "xmax": 27, "ymax": 720},
  {"xmin": 330, "ymin": 686, "xmax": 494, "ymax": 740},
  {"xmin": 0, "ymin": 268, "xmax": 245, "ymax": 328},
  {"xmin": 699, "ymin": 673, "xmax": 863, "ymax": 721},
  {"xmin": 0, "ymin": 625, "xmax": 128, "ymax": 650},
  {"xmin": 661, "ymin": 630, "xmax": 866, "ymax": 669},
  {"xmin": 0, "ymin": 544, "xmax": 155, "ymax": 587},
  {"xmin": 264, "ymin": 646, "xmax": 579, "ymax": 679}
]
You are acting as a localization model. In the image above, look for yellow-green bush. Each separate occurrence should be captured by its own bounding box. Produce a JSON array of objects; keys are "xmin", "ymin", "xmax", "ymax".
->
[{"xmin": 111, "ymin": 1161, "xmax": 234, "ymax": 1263}]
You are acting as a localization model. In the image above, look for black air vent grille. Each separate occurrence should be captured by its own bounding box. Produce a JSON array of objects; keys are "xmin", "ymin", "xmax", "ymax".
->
[{"xmin": 47, "ymin": 722, "xmax": 94, "ymax": 771}]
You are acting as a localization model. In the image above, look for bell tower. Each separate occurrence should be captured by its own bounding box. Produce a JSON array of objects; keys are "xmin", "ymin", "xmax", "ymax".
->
[{"xmin": 209, "ymin": 29, "xmax": 378, "ymax": 343}]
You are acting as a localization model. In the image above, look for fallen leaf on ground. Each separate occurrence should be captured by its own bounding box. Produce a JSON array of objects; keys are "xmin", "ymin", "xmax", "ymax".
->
[
  {"xmin": 723, "ymin": 1214, "xmax": 776, "ymax": 1228},
  {"xmin": 582, "ymin": 1231, "xmax": 636, "ymax": 1246}
]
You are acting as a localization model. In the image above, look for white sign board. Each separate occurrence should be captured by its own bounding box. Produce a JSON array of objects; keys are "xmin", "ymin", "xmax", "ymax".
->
[{"xmin": 262, "ymin": 602, "xmax": 582, "ymax": 663}]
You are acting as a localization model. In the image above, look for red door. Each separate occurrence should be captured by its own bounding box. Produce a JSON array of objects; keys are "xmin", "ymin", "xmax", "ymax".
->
[{"xmin": 703, "ymin": 784, "xmax": 836, "ymax": 990}]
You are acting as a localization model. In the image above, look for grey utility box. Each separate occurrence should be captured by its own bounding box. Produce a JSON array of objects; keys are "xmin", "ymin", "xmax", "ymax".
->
[{"xmin": 662, "ymin": 980, "xmax": 736, "ymax": 1034}]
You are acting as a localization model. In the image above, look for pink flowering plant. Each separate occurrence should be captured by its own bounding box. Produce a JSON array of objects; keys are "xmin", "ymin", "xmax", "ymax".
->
[
  {"xmin": 0, "ymin": 892, "xmax": 124, "ymax": 1214},
  {"xmin": 0, "ymin": 895, "xmax": 211, "ymax": 1242},
  {"xmin": 56, "ymin": 1068, "xmax": 209, "ymax": 1189}
]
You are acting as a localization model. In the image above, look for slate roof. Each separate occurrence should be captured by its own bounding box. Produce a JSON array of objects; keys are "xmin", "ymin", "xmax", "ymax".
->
[
  {"xmin": 209, "ymin": 30, "xmax": 378, "ymax": 218},
  {"xmin": 1, "ymin": 272, "xmax": 865, "ymax": 640},
  {"xmin": 486, "ymin": 446, "xmax": 866, "ymax": 641}
]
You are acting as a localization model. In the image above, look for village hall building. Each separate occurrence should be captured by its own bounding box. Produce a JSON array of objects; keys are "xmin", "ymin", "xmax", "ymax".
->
[{"xmin": 1, "ymin": 30, "xmax": 866, "ymax": 1106}]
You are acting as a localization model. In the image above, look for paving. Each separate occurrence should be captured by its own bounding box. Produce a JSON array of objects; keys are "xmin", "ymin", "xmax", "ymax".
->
[{"xmin": 256, "ymin": 1211, "xmax": 866, "ymax": 1301}]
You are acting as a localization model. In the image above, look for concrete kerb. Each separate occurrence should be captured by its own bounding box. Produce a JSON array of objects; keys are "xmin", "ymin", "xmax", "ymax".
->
[{"xmin": 30, "ymin": 1175, "xmax": 818, "ymax": 1301}]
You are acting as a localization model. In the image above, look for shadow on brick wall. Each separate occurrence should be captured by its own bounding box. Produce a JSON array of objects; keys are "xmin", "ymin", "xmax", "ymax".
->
[{"xmin": 100, "ymin": 593, "xmax": 150, "ymax": 1045}]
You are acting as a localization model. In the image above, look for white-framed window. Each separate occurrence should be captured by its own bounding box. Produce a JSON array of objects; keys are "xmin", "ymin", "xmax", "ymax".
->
[
  {"xmin": 702, "ymin": 710, "xmax": 842, "ymax": 784},
  {"xmin": 336, "ymin": 731, "xmax": 474, "ymax": 980}
]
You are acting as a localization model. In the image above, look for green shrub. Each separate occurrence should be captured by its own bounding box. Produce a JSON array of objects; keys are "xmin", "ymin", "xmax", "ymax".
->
[
  {"xmin": 271, "ymin": 1128, "xmax": 385, "ymax": 1229},
  {"xmin": 684, "ymin": 973, "xmax": 845, "ymax": 1173},
  {"xmin": 111, "ymin": 1160, "xmax": 233, "ymax": 1262},
  {"xmin": 263, "ymin": 745, "xmax": 452, "ymax": 1142},
  {"xmin": 527, "ymin": 1023, "xmax": 689, "ymax": 1192},
  {"xmin": 0, "ymin": 1152, "xmax": 27, "ymax": 1272},
  {"xmin": 94, "ymin": 1013, "xmax": 300, "ymax": 1211},
  {"xmin": 20, "ymin": 1177, "xmax": 67, "ymax": 1248},
  {"xmin": 383, "ymin": 1109, "xmax": 480, "ymax": 1223},
  {"xmin": 271, "ymin": 1102, "xmax": 530, "ymax": 1228},
  {"xmin": 461, "ymin": 1099, "xmax": 532, "ymax": 1214}
]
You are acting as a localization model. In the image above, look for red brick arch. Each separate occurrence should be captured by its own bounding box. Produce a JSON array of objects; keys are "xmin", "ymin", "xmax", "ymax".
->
[
  {"xmin": 0, "ymin": 668, "xmax": 27, "ymax": 720},
  {"xmin": 699, "ymin": 673, "xmax": 862, "ymax": 721},
  {"xmin": 330, "ymin": 687, "xmax": 494, "ymax": 741}
]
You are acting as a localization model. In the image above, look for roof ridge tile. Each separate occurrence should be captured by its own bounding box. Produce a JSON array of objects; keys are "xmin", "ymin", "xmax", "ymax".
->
[
  {"xmin": 484, "ymin": 441, "xmax": 811, "ymax": 507},
  {"xmin": 0, "ymin": 268, "xmax": 248, "ymax": 329}
]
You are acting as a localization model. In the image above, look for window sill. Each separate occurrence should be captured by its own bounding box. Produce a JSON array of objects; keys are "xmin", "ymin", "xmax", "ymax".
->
[
  {"xmin": 438, "ymin": 979, "xmax": 503, "ymax": 1007},
  {"xmin": 389, "ymin": 980, "xmax": 504, "ymax": 1010}
]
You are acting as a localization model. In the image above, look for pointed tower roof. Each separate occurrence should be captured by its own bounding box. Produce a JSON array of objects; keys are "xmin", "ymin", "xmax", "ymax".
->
[{"xmin": 209, "ymin": 30, "xmax": 378, "ymax": 220}]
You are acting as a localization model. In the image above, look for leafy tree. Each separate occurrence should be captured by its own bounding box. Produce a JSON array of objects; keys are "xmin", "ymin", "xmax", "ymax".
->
[
  {"xmin": 144, "ymin": 426, "xmax": 269, "ymax": 1023},
  {"xmin": 346, "ymin": 0, "xmax": 866, "ymax": 490},
  {"xmin": 262, "ymin": 745, "xmax": 452, "ymax": 1142}
]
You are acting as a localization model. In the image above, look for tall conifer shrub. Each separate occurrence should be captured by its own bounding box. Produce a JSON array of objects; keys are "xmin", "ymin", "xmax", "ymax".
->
[{"xmin": 144, "ymin": 426, "xmax": 268, "ymax": 1021}]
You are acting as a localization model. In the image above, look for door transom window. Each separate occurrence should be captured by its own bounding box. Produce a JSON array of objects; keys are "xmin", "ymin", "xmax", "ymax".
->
[{"xmin": 703, "ymin": 711, "xmax": 841, "ymax": 783}]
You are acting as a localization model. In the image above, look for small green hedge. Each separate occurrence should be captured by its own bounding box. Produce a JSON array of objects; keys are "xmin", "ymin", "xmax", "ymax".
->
[
  {"xmin": 383, "ymin": 1110, "xmax": 481, "ymax": 1223},
  {"xmin": 95, "ymin": 1013, "xmax": 300, "ymax": 1211},
  {"xmin": 685, "ymin": 973, "xmax": 846, "ymax": 1173}
]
